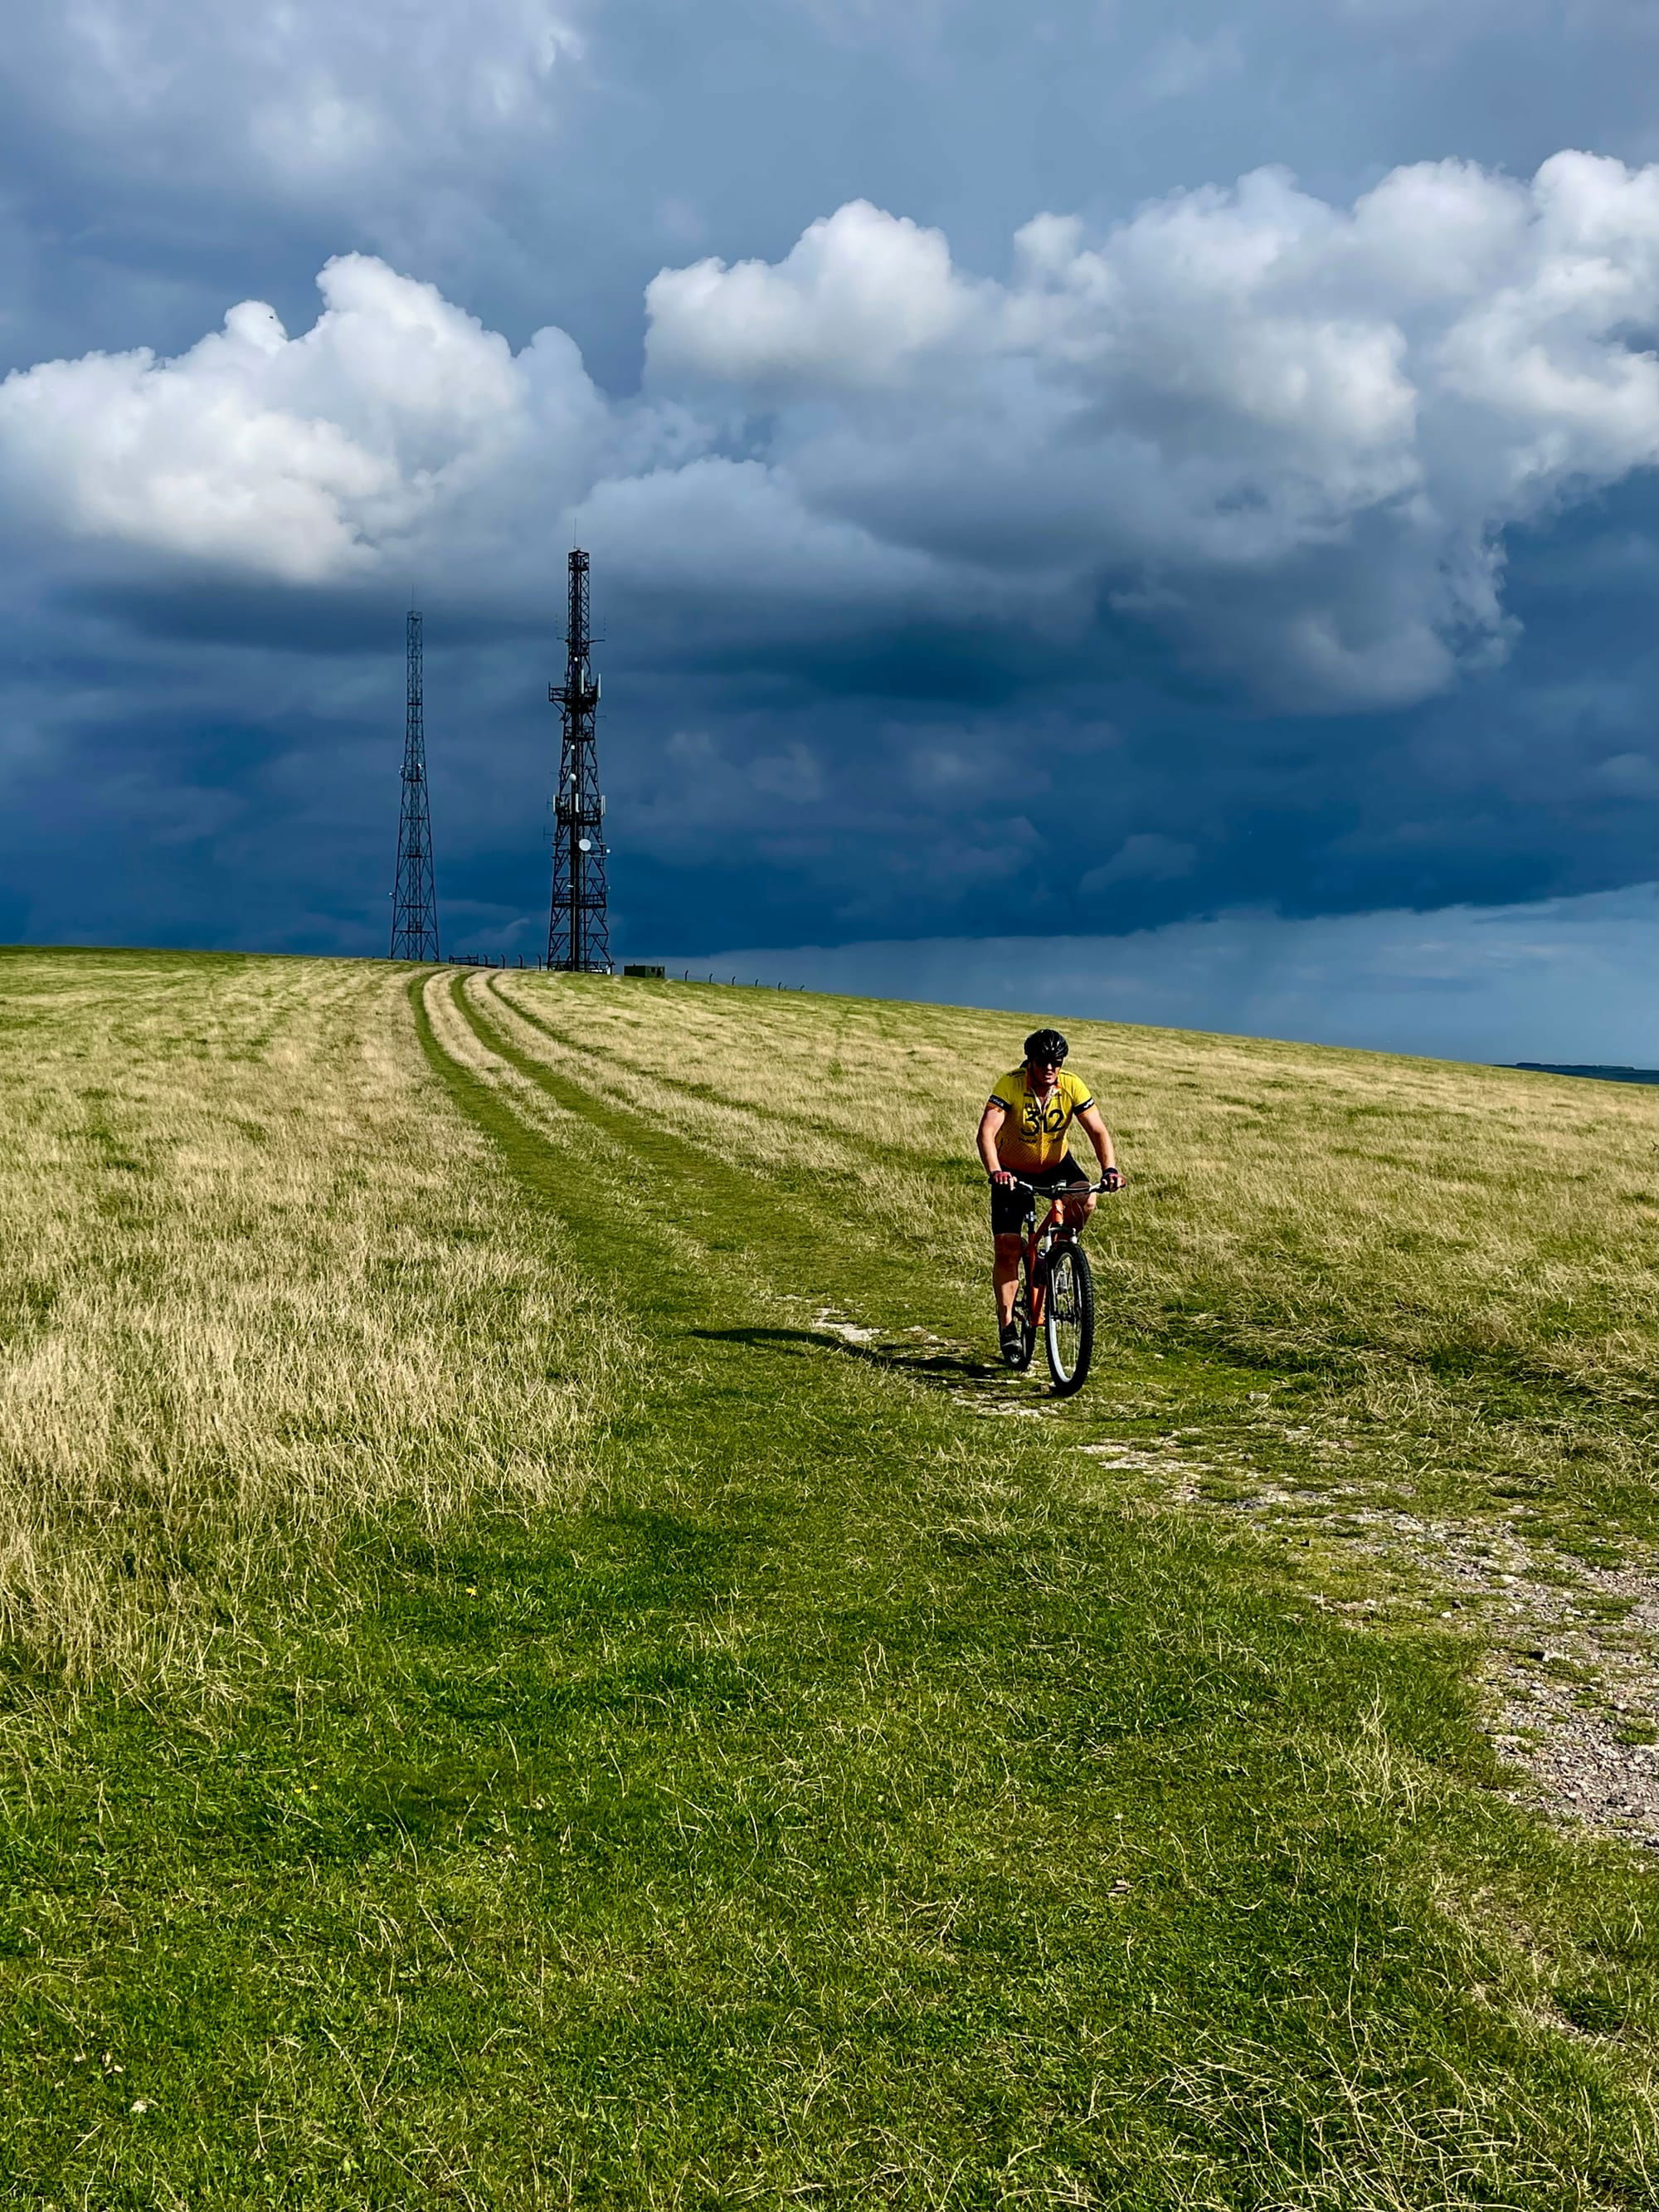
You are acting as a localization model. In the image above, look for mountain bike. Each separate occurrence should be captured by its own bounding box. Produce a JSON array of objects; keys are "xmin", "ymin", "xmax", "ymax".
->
[{"xmin": 1001, "ymin": 1173, "xmax": 1117, "ymax": 1396}]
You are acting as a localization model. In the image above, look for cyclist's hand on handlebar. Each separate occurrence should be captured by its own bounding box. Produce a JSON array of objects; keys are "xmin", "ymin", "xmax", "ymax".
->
[
  {"xmin": 1099, "ymin": 1167, "xmax": 1124, "ymax": 1192},
  {"xmin": 990, "ymin": 1169, "xmax": 1017, "ymax": 1188}
]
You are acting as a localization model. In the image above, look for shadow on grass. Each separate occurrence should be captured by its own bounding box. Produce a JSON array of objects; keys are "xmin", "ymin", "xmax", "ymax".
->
[{"xmin": 688, "ymin": 1323, "xmax": 1033, "ymax": 1402}]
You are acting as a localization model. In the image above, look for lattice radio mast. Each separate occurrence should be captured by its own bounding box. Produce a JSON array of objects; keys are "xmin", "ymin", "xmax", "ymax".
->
[
  {"xmin": 547, "ymin": 548, "xmax": 611, "ymax": 972},
  {"xmin": 389, "ymin": 610, "xmax": 440, "ymax": 961}
]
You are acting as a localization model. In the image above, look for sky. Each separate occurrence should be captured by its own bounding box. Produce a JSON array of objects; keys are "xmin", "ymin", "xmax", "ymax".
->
[
  {"xmin": 0, "ymin": 1, "xmax": 1653, "ymax": 1062},
  {"xmin": 698, "ymin": 884, "xmax": 1659, "ymax": 1067}
]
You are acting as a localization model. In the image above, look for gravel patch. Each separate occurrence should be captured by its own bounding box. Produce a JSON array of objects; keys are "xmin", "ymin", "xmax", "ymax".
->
[
  {"xmin": 792, "ymin": 1293, "xmax": 1659, "ymax": 1853},
  {"xmin": 1060, "ymin": 1439, "xmax": 1657, "ymax": 1853},
  {"xmin": 1186, "ymin": 1474, "xmax": 1659, "ymax": 1851}
]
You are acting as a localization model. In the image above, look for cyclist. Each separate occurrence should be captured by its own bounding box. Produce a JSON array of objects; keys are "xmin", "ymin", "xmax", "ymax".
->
[{"xmin": 977, "ymin": 1027, "xmax": 1122, "ymax": 1364}]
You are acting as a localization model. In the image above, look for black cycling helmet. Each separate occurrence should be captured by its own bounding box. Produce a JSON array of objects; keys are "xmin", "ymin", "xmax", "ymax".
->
[{"xmin": 1024, "ymin": 1027, "xmax": 1069, "ymax": 1064}]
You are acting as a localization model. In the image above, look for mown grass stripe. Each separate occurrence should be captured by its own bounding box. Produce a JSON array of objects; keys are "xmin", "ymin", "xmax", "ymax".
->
[
  {"xmin": 455, "ymin": 972, "xmax": 970, "ymax": 1354},
  {"xmin": 492, "ymin": 972, "xmax": 907, "ymax": 1161},
  {"xmin": 407, "ymin": 974, "xmax": 1657, "ymax": 2208},
  {"xmin": 0, "ymin": 954, "xmax": 1649, "ymax": 2210}
]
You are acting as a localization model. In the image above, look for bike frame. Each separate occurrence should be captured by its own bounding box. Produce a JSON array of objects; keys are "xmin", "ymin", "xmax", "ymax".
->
[{"xmin": 1010, "ymin": 1177, "xmax": 1102, "ymax": 1326}]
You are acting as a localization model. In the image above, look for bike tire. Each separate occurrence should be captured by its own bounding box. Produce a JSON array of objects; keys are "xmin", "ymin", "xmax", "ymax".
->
[
  {"xmin": 1044, "ymin": 1241, "xmax": 1095, "ymax": 1395},
  {"xmin": 1008, "ymin": 1249, "xmax": 1037, "ymax": 1372}
]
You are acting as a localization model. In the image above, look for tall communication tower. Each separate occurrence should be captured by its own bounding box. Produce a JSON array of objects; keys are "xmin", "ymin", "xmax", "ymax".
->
[
  {"xmin": 546, "ymin": 548, "xmax": 611, "ymax": 972},
  {"xmin": 389, "ymin": 610, "xmax": 440, "ymax": 961}
]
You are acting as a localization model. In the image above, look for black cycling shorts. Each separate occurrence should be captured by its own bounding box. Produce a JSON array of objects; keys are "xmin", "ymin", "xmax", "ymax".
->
[{"xmin": 990, "ymin": 1157, "xmax": 1086, "ymax": 1237}]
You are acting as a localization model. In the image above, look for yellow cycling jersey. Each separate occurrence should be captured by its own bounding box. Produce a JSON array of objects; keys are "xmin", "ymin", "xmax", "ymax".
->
[{"xmin": 986, "ymin": 1067, "xmax": 1095, "ymax": 1172}]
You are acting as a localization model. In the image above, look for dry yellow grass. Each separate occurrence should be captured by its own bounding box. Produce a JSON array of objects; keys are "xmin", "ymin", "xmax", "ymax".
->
[
  {"xmin": 4, "ymin": 955, "xmax": 1655, "ymax": 2211},
  {"xmin": 0, "ymin": 951, "xmax": 625, "ymax": 1683},
  {"xmin": 493, "ymin": 975, "xmax": 1654, "ymax": 1375},
  {"xmin": 1, "ymin": 950, "xmax": 1649, "ymax": 1687},
  {"xmin": 491, "ymin": 972, "xmax": 1657, "ymax": 1509}
]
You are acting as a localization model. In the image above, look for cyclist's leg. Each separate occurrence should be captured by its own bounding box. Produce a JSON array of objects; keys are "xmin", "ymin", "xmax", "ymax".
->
[
  {"xmin": 991, "ymin": 1235, "xmax": 1023, "ymax": 1327},
  {"xmin": 989, "ymin": 1177, "xmax": 1030, "ymax": 1332}
]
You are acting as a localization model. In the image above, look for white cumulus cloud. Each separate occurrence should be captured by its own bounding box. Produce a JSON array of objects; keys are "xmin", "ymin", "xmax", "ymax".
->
[
  {"xmin": 0, "ymin": 256, "xmax": 611, "ymax": 582},
  {"xmin": 645, "ymin": 200, "xmax": 990, "ymax": 388},
  {"xmin": 0, "ymin": 152, "xmax": 1653, "ymax": 704},
  {"xmin": 644, "ymin": 152, "xmax": 1657, "ymax": 702}
]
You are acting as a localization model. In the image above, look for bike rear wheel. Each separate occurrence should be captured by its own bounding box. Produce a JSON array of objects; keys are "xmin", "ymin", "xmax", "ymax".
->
[{"xmin": 1044, "ymin": 1241, "xmax": 1095, "ymax": 1395}]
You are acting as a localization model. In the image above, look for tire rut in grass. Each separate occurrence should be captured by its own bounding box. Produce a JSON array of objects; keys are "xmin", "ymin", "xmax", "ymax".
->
[
  {"xmin": 443, "ymin": 976, "xmax": 1659, "ymax": 1859},
  {"xmin": 404, "ymin": 979, "xmax": 1659, "ymax": 2205},
  {"xmin": 490, "ymin": 972, "xmax": 902, "ymax": 1170},
  {"xmin": 452, "ymin": 972, "xmax": 1035, "ymax": 1409}
]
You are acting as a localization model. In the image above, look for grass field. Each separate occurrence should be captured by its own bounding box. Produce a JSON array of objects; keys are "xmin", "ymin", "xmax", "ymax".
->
[{"xmin": 0, "ymin": 947, "xmax": 1654, "ymax": 2208}]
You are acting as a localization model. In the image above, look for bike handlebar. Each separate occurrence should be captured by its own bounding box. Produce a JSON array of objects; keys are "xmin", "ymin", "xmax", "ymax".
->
[{"xmin": 995, "ymin": 1172, "xmax": 1121, "ymax": 1195}]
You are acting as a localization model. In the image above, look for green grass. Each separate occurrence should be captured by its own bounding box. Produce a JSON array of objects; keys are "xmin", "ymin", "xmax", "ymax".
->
[{"xmin": 0, "ymin": 952, "xmax": 1654, "ymax": 2207}]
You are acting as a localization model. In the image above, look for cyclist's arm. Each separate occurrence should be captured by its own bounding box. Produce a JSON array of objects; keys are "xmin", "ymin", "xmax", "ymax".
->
[
  {"xmin": 1074, "ymin": 1102, "xmax": 1117, "ymax": 1176},
  {"xmin": 977, "ymin": 1099, "xmax": 1012, "ymax": 1181}
]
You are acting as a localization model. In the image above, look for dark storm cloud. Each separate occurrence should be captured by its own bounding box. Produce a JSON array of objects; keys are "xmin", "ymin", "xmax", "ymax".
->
[
  {"xmin": 0, "ymin": 1, "xmax": 1653, "ymax": 1001},
  {"xmin": 590, "ymin": 486, "xmax": 1654, "ymax": 960}
]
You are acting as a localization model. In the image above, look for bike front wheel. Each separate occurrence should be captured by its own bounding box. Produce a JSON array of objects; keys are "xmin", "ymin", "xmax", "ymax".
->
[{"xmin": 1044, "ymin": 1241, "xmax": 1095, "ymax": 1395}]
